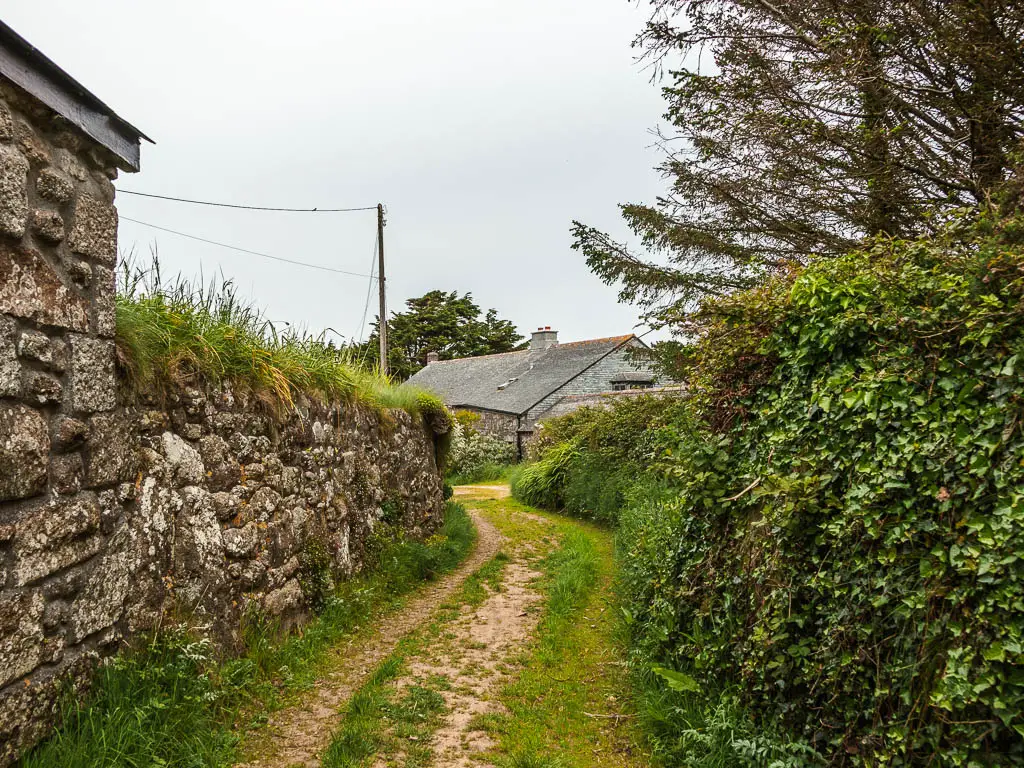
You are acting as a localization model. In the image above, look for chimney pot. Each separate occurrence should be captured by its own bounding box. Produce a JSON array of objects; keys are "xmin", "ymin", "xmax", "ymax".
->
[{"xmin": 530, "ymin": 327, "xmax": 559, "ymax": 351}]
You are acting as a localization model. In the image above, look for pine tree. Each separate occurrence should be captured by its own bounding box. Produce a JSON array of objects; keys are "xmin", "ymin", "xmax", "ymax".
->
[
  {"xmin": 358, "ymin": 290, "xmax": 524, "ymax": 380},
  {"xmin": 576, "ymin": 0, "xmax": 1024, "ymax": 324}
]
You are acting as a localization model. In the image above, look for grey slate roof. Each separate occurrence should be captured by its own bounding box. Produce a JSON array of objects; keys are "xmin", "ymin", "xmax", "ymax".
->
[
  {"xmin": 531, "ymin": 385, "xmax": 686, "ymax": 424},
  {"xmin": 406, "ymin": 335, "xmax": 635, "ymax": 415}
]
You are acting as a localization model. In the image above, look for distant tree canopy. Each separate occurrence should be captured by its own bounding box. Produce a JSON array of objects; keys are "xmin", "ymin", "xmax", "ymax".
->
[
  {"xmin": 359, "ymin": 290, "xmax": 524, "ymax": 380},
  {"xmin": 574, "ymin": 0, "xmax": 1024, "ymax": 326}
]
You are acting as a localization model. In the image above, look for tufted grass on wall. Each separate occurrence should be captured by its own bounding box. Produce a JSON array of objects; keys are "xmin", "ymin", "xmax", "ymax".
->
[{"xmin": 113, "ymin": 259, "xmax": 448, "ymax": 422}]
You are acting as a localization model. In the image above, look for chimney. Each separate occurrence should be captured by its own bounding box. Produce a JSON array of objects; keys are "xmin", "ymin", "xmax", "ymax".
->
[
  {"xmin": 530, "ymin": 326, "xmax": 558, "ymax": 351},
  {"xmin": 426, "ymin": 351, "xmax": 439, "ymax": 364}
]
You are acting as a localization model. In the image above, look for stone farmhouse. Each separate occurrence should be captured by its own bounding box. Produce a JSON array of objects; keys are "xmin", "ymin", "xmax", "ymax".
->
[{"xmin": 407, "ymin": 327, "xmax": 658, "ymax": 455}]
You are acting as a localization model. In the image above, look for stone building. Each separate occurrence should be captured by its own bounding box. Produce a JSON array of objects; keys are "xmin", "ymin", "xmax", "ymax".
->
[
  {"xmin": 0, "ymin": 20, "xmax": 149, "ymax": 763},
  {"xmin": 407, "ymin": 326, "xmax": 658, "ymax": 454}
]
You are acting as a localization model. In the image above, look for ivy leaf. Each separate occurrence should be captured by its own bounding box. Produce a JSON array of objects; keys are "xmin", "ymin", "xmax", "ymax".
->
[{"xmin": 983, "ymin": 643, "xmax": 1006, "ymax": 662}]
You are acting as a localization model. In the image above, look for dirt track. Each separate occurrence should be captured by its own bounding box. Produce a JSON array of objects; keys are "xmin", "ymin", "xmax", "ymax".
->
[{"xmin": 236, "ymin": 508, "xmax": 504, "ymax": 768}]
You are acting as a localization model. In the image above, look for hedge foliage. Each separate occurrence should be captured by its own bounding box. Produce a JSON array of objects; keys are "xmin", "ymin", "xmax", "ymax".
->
[
  {"xmin": 515, "ymin": 394, "xmax": 689, "ymax": 523},
  {"xmin": 444, "ymin": 413, "xmax": 516, "ymax": 485},
  {"xmin": 518, "ymin": 209, "xmax": 1024, "ymax": 765}
]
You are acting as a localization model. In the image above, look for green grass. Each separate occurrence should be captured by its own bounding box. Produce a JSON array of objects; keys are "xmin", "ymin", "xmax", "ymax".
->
[
  {"xmin": 114, "ymin": 263, "xmax": 448, "ymax": 420},
  {"xmin": 18, "ymin": 503, "xmax": 476, "ymax": 768},
  {"xmin": 473, "ymin": 498, "xmax": 650, "ymax": 768},
  {"xmin": 320, "ymin": 649, "xmax": 445, "ymax": 768},
  {"xmin": 18, "ymin": 629, "xmax": 239, "ymax": 768},
  {"xmin": 446, "ymin": 461, "xmax": 515, "ymax": 486}
]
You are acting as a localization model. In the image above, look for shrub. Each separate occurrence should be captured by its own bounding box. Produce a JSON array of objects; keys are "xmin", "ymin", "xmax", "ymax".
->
[
  {"xmin": 515, "ymin": 394, "xmax": 690, "ymax": 523},
  {"xmin": 445, "ymin": 419, "xmax": 515, "ymax": 484},
  {"xmin": 617, "ymin": 208, "xmax": 1024, "ymax": 764}
]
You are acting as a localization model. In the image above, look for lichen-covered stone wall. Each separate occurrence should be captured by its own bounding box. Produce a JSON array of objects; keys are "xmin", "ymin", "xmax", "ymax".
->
[
  {"xmin": 0, "ymin": 82, "xmax": 446, "ymax": 765},
  {"xmin": 459, "ymin": 407, "xmax": 519, "ymax": 444}
]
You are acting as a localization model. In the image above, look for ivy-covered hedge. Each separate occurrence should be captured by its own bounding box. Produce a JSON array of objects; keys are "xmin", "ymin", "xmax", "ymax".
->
[
  {"xmin": 525, "ymin": 209, "xmax": 1024, "ymax": 765},
  {"xmin": 513, "ymin": 395, "xmax": 689, "ymax": 523}
]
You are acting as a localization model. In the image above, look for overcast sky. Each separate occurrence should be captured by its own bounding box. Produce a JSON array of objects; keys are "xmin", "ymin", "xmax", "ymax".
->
[{"xmin": 6, "ymin": 1, "xmax": 666, "ymax": 346}]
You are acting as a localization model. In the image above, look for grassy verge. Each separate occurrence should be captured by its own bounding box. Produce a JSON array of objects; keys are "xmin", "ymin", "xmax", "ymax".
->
[
  {"xmin": 18, "ymin": 503, "xmax": 476, "ymax": 768},
  {"xmin": 476, "ymin": 500, "xmax": 650, "ymax": 768}
]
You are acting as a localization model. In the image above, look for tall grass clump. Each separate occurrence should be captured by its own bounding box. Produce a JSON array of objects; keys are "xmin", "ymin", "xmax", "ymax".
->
[
  {"xmin": 18, "ymin": 629, "xmax": 240, "ymax": 768},
  {"xmin": 114, "ymin": 259, "xmax": 448, "ymax": 421},
  {"xmin": 19, "ymin": 502, "xmax": 475, "ymax": 768},
  {"xmin": 509, "ymin": 440, "xmax": 580, "ymax": 510}
]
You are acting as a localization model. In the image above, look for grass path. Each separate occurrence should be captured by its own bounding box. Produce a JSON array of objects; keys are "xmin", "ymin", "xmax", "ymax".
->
[
  {"xmin": 468, "ymin": 493, "xmax": 650, "ymax": 768},
  {"xmin": 239, "ymin": 486, "xmax": 649, "ymax": 768},
  {"xmin": 320, "ymin": 487, "xmax": 648, "ymax": 768},
  {"xmin": 236, "ymin": 510, "xmax": 504, "ymax": 768}
]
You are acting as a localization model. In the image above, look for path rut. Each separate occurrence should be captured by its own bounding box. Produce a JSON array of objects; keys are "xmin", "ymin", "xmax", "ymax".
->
[
  {"xmin": 390, "ymin": 557, "xmax": 544, "ymax": 768},
  {"xmin": 236, "ymin": 509, "xmax": 503, "ymax": 768}
]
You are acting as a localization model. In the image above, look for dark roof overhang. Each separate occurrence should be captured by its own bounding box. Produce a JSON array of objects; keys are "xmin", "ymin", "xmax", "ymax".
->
[
  {"xmin": 611, "ymin": 371, "xmax": 655, "ymax": 383},
  {"xmin": 450, "ymin": 404, "xmax": 521, "ymax": 417},
  {"xmin": 0, "ymin": 20, "xmax": 151, "ymax": 172}
]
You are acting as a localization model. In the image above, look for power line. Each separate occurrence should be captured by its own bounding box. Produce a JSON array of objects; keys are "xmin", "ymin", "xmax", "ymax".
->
[
  {"xmin": 120, "ymin": 216, "xmax": 376, "ymax": 278},
  {"xmin": 356, "ymin": 232, "xmax": 379, "ymax": 346},
  {"xmin": 119, "ymin": 189, "xmax": 377, "ymax": 213}
]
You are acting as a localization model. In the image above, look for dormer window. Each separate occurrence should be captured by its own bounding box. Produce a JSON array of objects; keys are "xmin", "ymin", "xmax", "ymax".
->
[
  {"xmin": 612, "ymin": 381, "xmax": 653, "ymax": 391},
  {"xmin": 610, "ymin": 372, "xmax": 655, "ymax": 391}
]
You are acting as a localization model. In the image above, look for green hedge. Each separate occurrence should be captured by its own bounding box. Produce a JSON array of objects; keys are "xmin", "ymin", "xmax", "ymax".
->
[
  {"xmin": 522, "ymin": 209, "xmax": 1024, "ymax": 765},
  {"xmin": 513, "ymin": 394, "xmax": 689, "ymax": 523}
]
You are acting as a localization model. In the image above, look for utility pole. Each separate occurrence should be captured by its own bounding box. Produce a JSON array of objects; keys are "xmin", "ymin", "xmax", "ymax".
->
[{"xmin": 376, "ymin": 203, "xmax": 388, "ymax": 377}]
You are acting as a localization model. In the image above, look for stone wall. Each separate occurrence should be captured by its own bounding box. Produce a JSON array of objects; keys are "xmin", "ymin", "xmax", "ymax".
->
[
  {"xmin": 456, "ymin": 407, "xmax": 518, "ymax": 445},
  {"xmin": 0, "ymin": 78, "xmax": 124, "ymax": 765},
  {"xmin": 0, "ymin": 81, "xmax": 446, "ymax": 765}
]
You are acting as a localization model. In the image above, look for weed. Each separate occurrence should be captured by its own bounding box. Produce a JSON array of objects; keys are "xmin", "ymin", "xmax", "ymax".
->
[
  {"xmin": 379, "ymin": 496, "xmax": 404, "ymax": 526},
  {"xmin": 298, "ymin": 529, "xmax": 334, "ymax": 613},
  {"xmin": 506, "ymin": 751, "xmax": 567, "ymax": 768}
]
